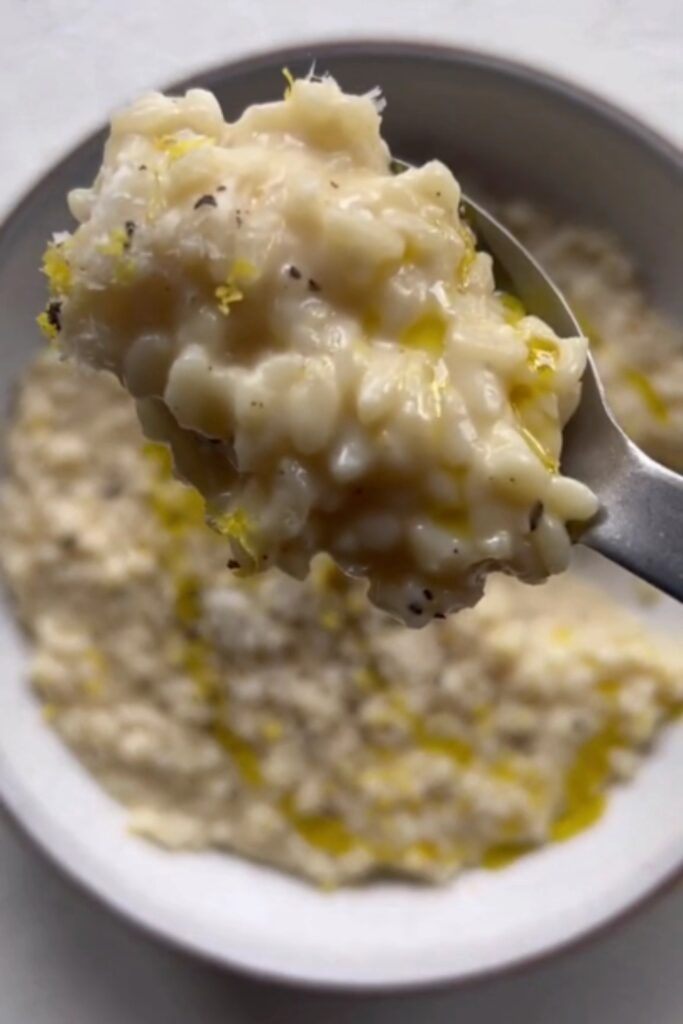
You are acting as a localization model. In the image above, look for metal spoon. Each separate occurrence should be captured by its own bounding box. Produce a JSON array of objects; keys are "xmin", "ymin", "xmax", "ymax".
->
[{"xmin": 464, "ymin": 197, "xmax": 683, "ymax": 602}]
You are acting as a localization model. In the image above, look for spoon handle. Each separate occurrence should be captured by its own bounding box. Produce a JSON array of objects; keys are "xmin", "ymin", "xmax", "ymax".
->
[{"xmin": 582, "ymin": 441, "xmax": 683, "ymax": 602}]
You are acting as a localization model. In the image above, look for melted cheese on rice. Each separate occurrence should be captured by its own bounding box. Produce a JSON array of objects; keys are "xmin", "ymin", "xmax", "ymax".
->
[{"xmin": 41, "ymin": 75, "xmax": 597, "ymax": 623}]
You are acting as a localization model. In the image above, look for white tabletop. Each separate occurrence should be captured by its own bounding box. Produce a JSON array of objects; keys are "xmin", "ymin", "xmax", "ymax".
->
[{"xmin": 1, "ymin": 1, "xmax": 681, "ymax": 1020}]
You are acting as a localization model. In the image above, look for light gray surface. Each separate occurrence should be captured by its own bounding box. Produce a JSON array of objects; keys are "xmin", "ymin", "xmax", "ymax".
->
[
  {"xmin": 2, "ymin": 0, "xmax": 682, "ymax": 1020},
  {"xmin": 2, "ymin": 812, "xmax": 682, "ymax": 1023}
]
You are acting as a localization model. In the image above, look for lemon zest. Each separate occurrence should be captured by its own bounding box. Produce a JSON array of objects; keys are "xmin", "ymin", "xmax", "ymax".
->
[
  {"xmin": 527, "ymin": 335, "xmax": 558, "ymax": 376},
  {"xmin": 36, "ymin": 311, "xmax": 58, "ymax": 341},
  {"xmin": 97, "ymin": 228, "xmax": 129, "ymax": 257},
  {"xmin": 215, "ymin": 281, "xmax": 243, "ymax": 313},
  {"xmin": 95, "ymin": 229, "xmax": 136, "ymax": 284},
  {"xmin": 210, "ymin": 507, "xmax": 259, "ymax": 560},
  {"xmin": 154, "ymin": 133, "xmax": 213, "ymax": 161},
  {"xmin": 41, "ymin": 243, "xmax": 72, "ymax": 295},
  {"xmin": 215, "ymin": 260, "xmax": 257, "ymax": 314}
]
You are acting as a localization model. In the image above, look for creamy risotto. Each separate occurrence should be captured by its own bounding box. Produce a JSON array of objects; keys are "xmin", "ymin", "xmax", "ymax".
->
[
  {"xmin": 40, "ymin": 76, "xmax": 597, "ymax": 623},
  {"xmin": 0, "ymin": 352, "xmax": 679, "ymax": 887}
]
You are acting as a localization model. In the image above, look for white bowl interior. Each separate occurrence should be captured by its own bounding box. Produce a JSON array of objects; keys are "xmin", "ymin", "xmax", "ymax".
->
[{"xmin": 0, "ymin": 45, "xmax": 681, "ymax": 990}]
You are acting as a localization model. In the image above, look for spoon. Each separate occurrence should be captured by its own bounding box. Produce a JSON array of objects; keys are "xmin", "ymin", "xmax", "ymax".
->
[{"xmin": 464, "ymin": 197, "xmax": 683, "ymax": 602}]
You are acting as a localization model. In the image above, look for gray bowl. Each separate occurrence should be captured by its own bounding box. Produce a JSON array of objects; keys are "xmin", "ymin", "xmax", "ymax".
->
[{"xmin": 0, "ymin": 42, "xmax": 681, "ymax": 992}]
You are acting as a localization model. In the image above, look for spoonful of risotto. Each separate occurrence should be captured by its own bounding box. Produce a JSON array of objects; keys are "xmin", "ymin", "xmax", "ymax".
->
[{"xmin": 38, "ymin": 73, "xmax": 682, "ymax": 624}]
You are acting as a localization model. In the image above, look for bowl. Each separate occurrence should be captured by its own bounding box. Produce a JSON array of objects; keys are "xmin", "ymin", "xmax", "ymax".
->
[{"xmin": 0, "ymin": 42, "xmax": 681, "ymax": 993}]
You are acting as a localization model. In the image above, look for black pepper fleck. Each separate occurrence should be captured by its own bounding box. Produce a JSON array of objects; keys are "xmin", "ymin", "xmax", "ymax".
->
[
  {"xmin": 59, "ymin": 534, "xmax": 77, "ymax": 552},
  {"xmin": 217, "ymin": 185, "xmax": 227, "ymax": 192},
  {"xmin": 194, "ymin": 194, "xmax": 217, "ymax": 210},
  {"xmin": 529, "ymin": 500, "xmax": 544, "ymax": 532},
  {"xmin": 330, "ymin": 180, "xmax": 339, "ymax": 188},
  {"xmin": 434, "ymin": 612, "xmax": 446, "ymax": 620},
  {"xmin": 123, "ymin": 220, "xmax": 135, "ymax": 248},
  {"xmin": 423, "ymin": 588, "xmax": 434, "ymax": 601},
  {"xmin": 46, "ymin": 299, "xmax": 62, "ymax": 333},
  {"xmin": 235, "ymin": 209, "xmax": 243, "ymax": 227},
  {"xmin": 408, "ymin": 602, "xmax": 423, "ymax": 616},
  {"xmin": 138, "ymin": 164, "xmax": 147, "ymax": 171},
  {"xmin": 101, "ymin": 480, "xmax": 123, "ymax": 499},
  {"xmin": 288, "ymin": 265, "xmax": 302, "ymax": 280},
  {"xmin": 227, "ymin": 559, "xmax": 241, "ymax": 570},
  {"xmin": 308, "ymin": 278, "xmax": 321, "ymax": 292}
]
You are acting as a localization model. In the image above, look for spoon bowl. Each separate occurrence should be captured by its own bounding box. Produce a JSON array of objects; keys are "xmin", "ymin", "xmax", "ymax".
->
[{"xmin": 465, "ymin": 196, "xmax": 683, "ymax": 602}]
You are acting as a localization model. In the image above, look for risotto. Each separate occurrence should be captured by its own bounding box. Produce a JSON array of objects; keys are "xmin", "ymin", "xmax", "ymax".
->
[
  {"xmin": 39, "ymin": 75, "xmax": 597, "ymax": 624},
  {"xmin": 0, "ymin": 351, "xmax": 679, "ymax": 887}
]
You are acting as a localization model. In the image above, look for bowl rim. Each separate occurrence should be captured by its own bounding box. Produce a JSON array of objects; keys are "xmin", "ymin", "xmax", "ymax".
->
[{"xmin": 0, "ymin": 37, "xmax": 681, "ymax": 997}]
